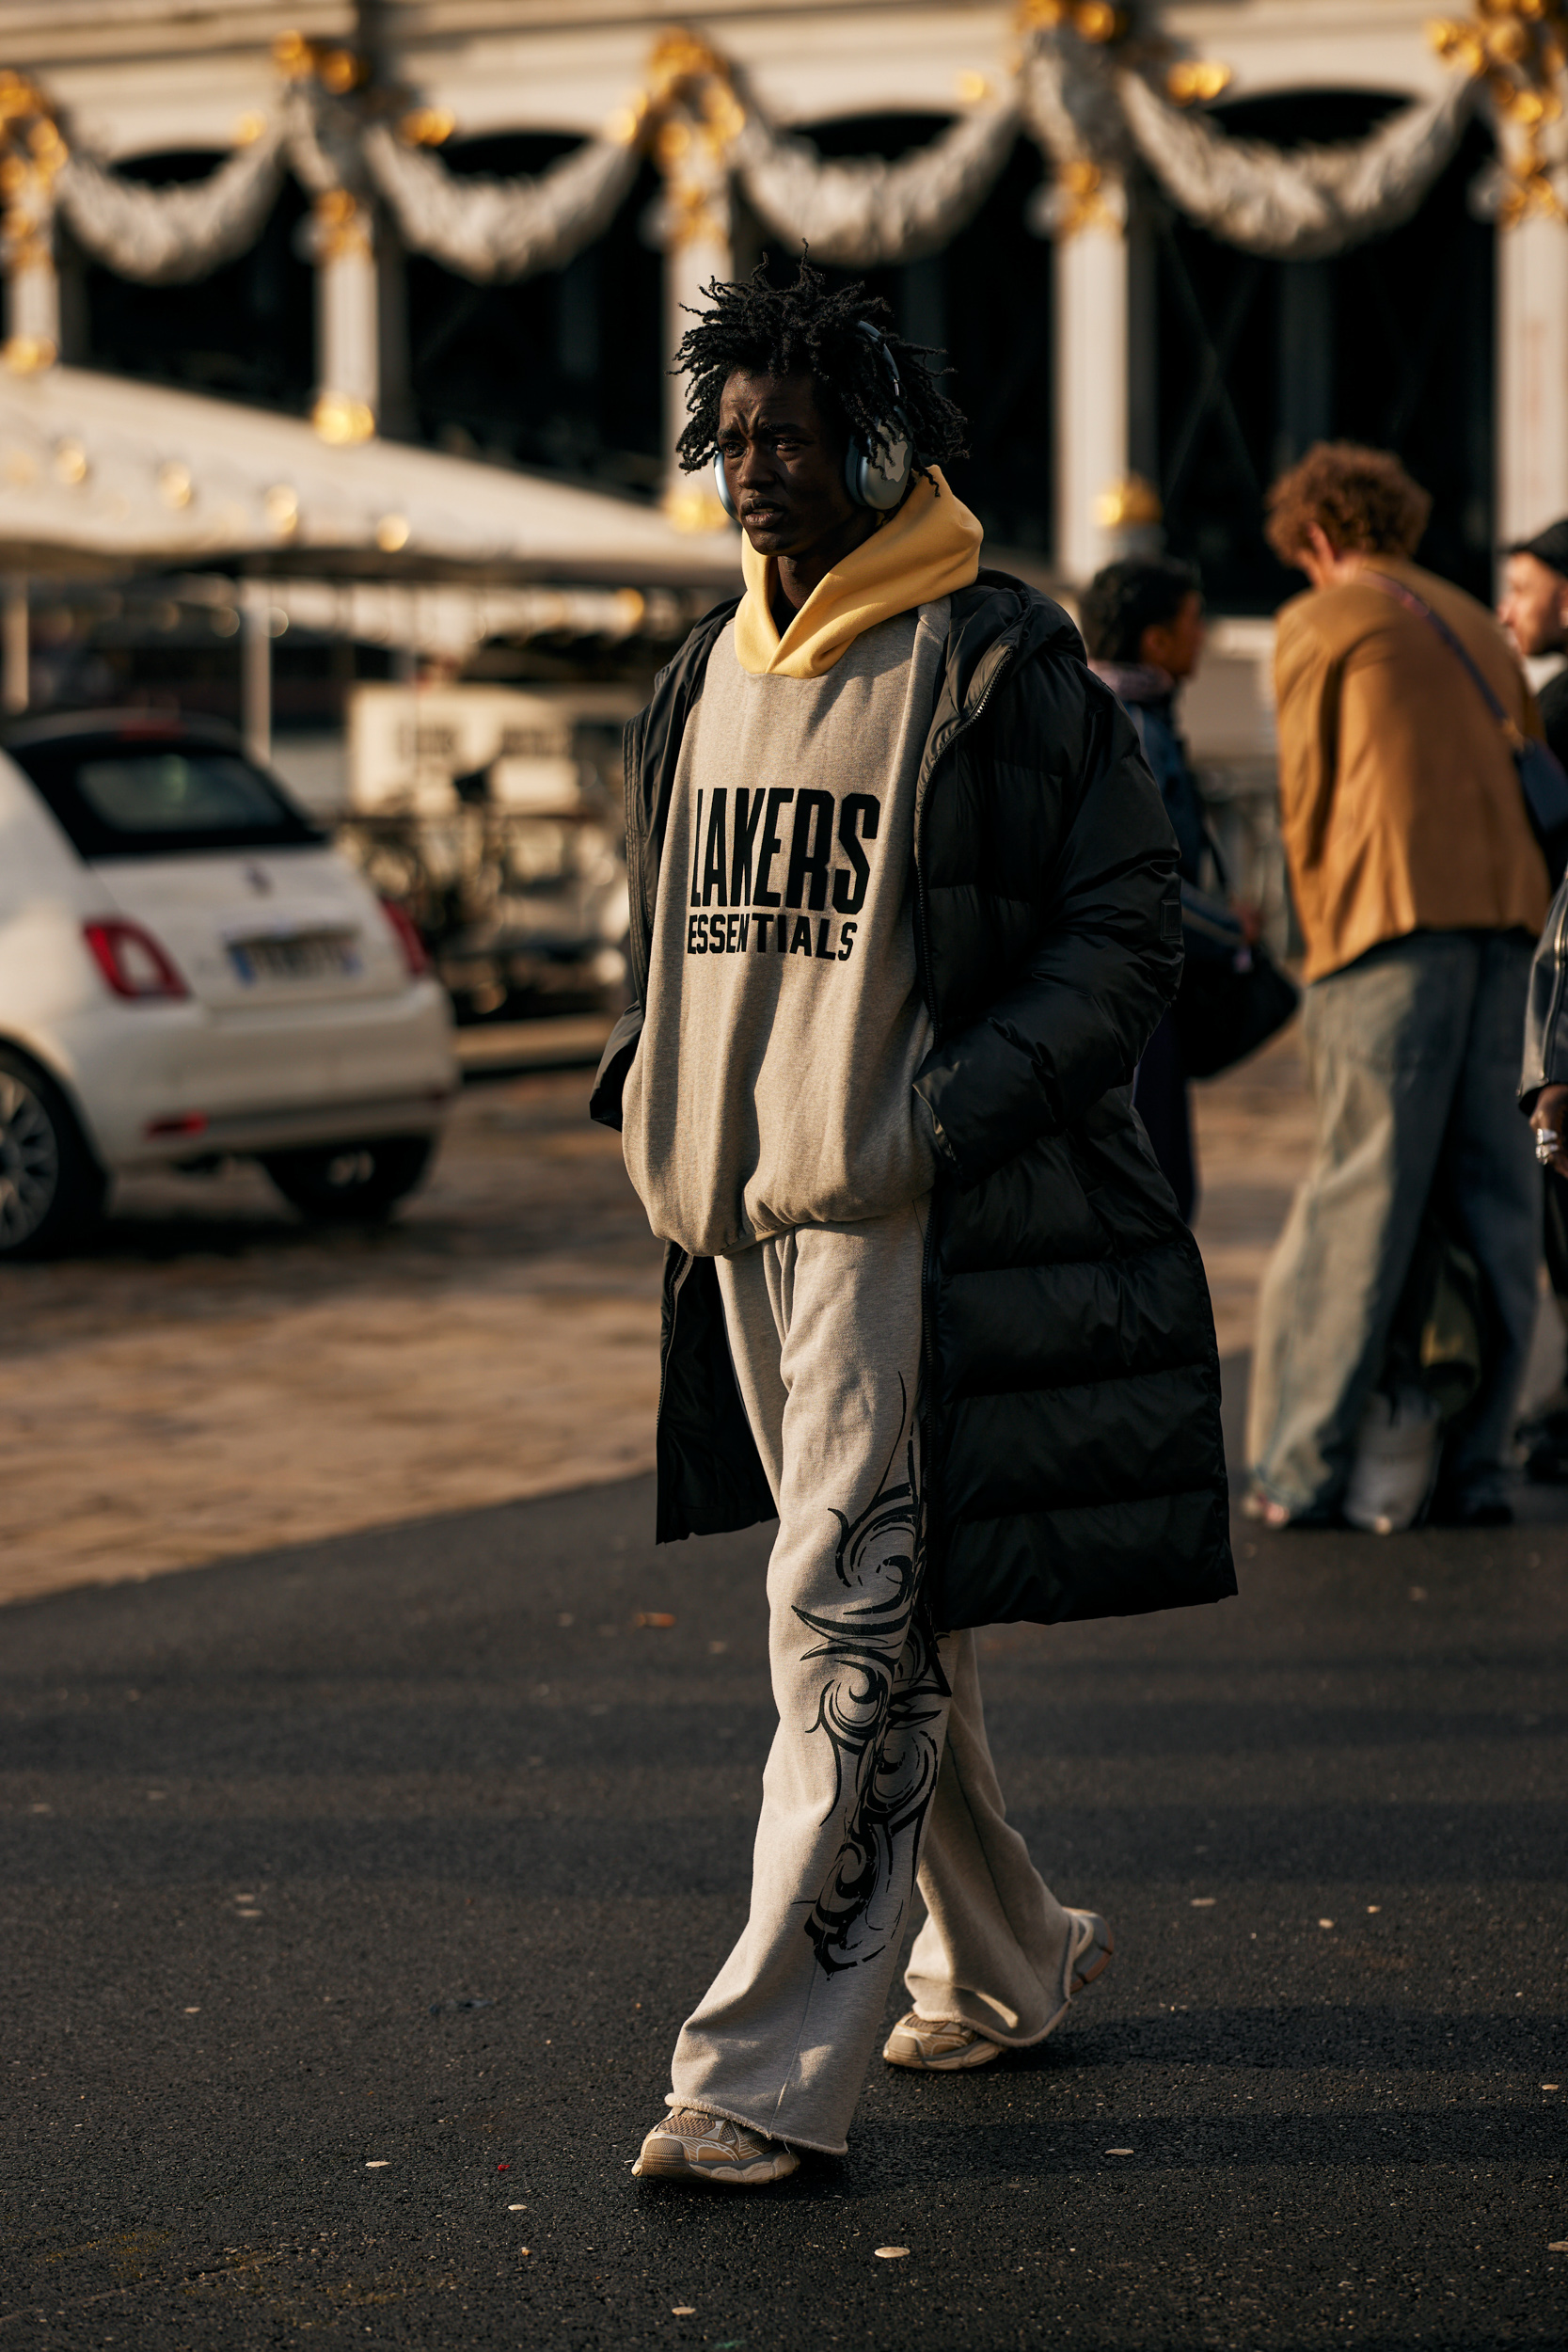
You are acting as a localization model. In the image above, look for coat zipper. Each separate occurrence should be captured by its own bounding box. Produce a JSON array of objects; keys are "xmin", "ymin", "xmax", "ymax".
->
[{"xmin": 911, "ymin": 631, "xmax": 1020, "ymax": 1595}]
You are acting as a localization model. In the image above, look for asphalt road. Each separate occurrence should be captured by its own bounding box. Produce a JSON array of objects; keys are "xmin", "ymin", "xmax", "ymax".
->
[{"xmin": 4, "ymin": 1472, "xmax": 1566, "ymax": 2350}]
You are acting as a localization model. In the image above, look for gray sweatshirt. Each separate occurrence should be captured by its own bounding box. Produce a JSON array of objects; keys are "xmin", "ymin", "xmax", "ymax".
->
[{"xmin": 621, "ymin": 601, "xmax": 948, "ymax": 1257}]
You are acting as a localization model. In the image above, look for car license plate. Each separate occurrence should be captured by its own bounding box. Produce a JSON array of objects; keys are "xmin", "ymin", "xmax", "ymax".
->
[{"xmin": 228, "ymin": 930, "xmax": 361, "ymax": 983}]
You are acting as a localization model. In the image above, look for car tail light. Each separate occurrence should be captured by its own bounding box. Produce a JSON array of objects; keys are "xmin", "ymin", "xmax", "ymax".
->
[
  {"xmin": 83, "ymin": 919, "xmax": 189, "ymax": 1001},
  {"xmin": 379, "ymin": 896, "xmax": 430, "ymax": 978}
]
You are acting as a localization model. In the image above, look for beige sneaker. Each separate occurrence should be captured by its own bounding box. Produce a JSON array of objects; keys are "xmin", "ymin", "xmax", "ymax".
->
[
  {"xmin": 632, "ymin": 2107, "xmax": 799, "ymax": 2186},
  {"xmin": 882, "ymin": 2012, "xmax": 1004, "ymax": 2071},
  {"xmin": 883, "ymin": 1908, "xmax": 1114, "ymax": 2072}
]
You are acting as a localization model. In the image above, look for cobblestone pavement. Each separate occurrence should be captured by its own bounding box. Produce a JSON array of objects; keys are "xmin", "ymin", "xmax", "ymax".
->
[
  {"xmin": 5, "ymin": 1028, "xmax": 1560, "ymax": 1607},
  {"xmin": 1, "ymin": 1068, "xmax": 663, "ymax": 1606}
]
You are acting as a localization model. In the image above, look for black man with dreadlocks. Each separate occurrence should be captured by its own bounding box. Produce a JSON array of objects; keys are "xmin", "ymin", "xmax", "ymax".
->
[{"xmin": 591, "ymin": 260, "xmax": 1232, "ymax": 2186}]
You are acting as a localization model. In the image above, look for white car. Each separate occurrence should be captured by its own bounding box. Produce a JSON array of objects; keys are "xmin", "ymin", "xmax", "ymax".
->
[{"xmin": 0, "ymin": 710, "xmax": 456, "ymax": 1257}]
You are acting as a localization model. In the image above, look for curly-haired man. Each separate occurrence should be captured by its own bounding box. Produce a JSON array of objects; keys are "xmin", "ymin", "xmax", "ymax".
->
[
  {"xmin": 1247, "ymin": 442, "xmax": 1550, "ymax": 1528},
  {"xmin": 591, "ymin": 259, "xmax": 1232, "ymax": 2185}
]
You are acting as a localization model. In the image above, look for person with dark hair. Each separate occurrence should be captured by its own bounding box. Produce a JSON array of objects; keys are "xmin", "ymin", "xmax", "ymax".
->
[
  {"xmin": 1247, "ymin": 442, "xmax": 1550, "ymax": 1528},
  {"xmin": 1499, "ymin": 519, "xmax": 1568, "ymax": 1481},
  {"xmin": 1081, "ymin": 557, "xmax": 1254, "ymax": 1219},
  {"xmin": 591, "ymin": 258, "xmax": 1232, "ymax": 2185}
]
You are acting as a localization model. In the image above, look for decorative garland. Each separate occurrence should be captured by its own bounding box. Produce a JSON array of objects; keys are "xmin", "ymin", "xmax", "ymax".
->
[{"xmin": 1, "ymin": 4, "xmax": 1563, "ymax": 330}]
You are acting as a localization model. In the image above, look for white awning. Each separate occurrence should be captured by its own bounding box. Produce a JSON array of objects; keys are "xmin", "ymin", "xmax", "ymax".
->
[{"xmin": 0, "ymin": 363, "xmax": 744, "ymax": 587}]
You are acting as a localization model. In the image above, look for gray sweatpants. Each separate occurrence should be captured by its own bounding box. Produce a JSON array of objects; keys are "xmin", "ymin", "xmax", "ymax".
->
[
  {"xmin": 666, "ymin": 1199, "xmax": 1082, "ymax": 2155},
  {"xmin": 1247, "ymin": 930, "xmax": 1539, "ymax": 1518}
]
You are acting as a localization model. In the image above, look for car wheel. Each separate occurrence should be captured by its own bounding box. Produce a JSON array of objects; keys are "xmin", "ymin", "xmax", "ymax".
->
[
  {"xmin": 0, "ymin": 1048, "xmax": 106, "ymax": 1259},
  {"xmin": 260, "ymin": 1134, "xmax": 437, "ymax": 1222}
]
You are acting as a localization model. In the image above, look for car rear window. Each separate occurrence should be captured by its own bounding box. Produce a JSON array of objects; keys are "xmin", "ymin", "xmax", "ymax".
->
[{"xmin": 9, "ymin": 737, "xmax": 323, "ymax": 858}]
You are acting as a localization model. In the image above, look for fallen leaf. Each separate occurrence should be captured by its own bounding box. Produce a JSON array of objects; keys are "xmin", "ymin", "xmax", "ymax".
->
[
  {"xmin": 1319, "ymin": 1919, "xmax": 1335, "ymax": 1929},
  {"xmin": 1105, "ymin": 2148, "xmax": 1134, "ymax": 2157},
  {"xmin": 636, "ymin": 1612, "xmax": 676, "ymax": 1629},
  {"xmin": 1190, "ymin": 1897, "xmax": 1215, "ymax": 1908},
  {"xmin": 875, "ymin": 2247, "xmax": 910, "ymax": 2259},
  {"xmin": 673, "ymin": 2307, "xmax": 696, "ymax": 2316},
  {"xmin": 365, "ymin": 2160, "xmax": 389, "ymax": 2169}
]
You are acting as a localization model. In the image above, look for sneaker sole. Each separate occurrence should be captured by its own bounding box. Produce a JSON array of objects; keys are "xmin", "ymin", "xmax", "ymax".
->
[
  {"xmin": 633, "ymin": 2144, "xmax": 798, "ymax": 2187},
  {"xmin": 882, "ymin": 2027, "xmax": 1003, "ymax": 2073}
]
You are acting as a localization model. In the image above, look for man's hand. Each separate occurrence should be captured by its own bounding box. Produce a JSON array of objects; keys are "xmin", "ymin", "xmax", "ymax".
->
[
  {"xmin": 1530, "ymin": 1082, "xmax": 1568, "ymax": 1178},
  {"xmin": 1232, "ymin": 899, "xmax": 1263, "ymax": 947}
]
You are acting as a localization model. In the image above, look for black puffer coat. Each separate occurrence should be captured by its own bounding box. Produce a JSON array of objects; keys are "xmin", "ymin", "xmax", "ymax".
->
[
  {"xmin": 592, "ymin": 570, "xmax": 1235, "ymax": 1629},
  {"xmin": 1521, "ymin": 868, "xmax": 1568, "ymax": 1111}
]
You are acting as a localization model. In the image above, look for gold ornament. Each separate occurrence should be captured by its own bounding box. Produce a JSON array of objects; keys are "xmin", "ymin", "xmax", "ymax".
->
[
  {"xmin": 662, "ymin": 479, "xmax": 734, "ymax": 533},
  {"xmin": 1166, "ymin": 59, "xmax": 1234, "ymax": 105},
  {"xmin": 1429, "ymin": 2, "xmax": 1568, "ymax": 218},
  {"xmin": 1093, "ymin": 473, "xmax": 1163, "ymax": 530},
  {"xmin": 312, "ymin": 390, "xmax": 376, "ymax": 445},
  {"xmin": 312, "ymin": 187, "xmax": 372, "ymax": 262}
]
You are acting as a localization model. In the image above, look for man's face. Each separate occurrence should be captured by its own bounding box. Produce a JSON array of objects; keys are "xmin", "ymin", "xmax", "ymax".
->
[
  {"xmin": 1498, "ymin": 552, "xmax": 1568, "ymax": 659},
  {"xmin": 1140, "ymin": 591, "xmax": 1206, "ymax": 681},
  {"xmin": 716, "ymin": 371, "xmax": 855, "ymax": 559}
]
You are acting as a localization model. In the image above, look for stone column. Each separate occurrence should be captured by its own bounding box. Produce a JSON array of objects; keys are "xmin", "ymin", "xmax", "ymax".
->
[
  {"xmin": 655, "ymin": 90, "xmax": 736, "ymax": 532},
  {"xmin": 1053, "ymin": 172, "xmax": 1130, "ymax": 586},
  {"xmin": 312, "ymin": 192, "xmax": 379, "ymax": 444},
  {"xmin": 2, "ymin": 100, "xmax": 65, "ymax": 375},
  {"xmin": 1497, "ymin": 208, "xmax": 1568, "ymax": 547}
]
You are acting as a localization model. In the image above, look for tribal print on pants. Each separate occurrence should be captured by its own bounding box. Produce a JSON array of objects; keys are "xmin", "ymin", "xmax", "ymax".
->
[{"xmin": 796, "ymin": 1385, "xmax": 950, "ymax": 1976}]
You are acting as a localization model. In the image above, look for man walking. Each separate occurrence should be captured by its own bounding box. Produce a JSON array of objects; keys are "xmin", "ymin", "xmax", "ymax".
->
[
  {"xmin": 1248, "ymin": 443, "xmax": 1549, "ymax": 1528},
  {"xmin": 592, "ymin": 260, "xmax": 1232, "ymax": 2185}
]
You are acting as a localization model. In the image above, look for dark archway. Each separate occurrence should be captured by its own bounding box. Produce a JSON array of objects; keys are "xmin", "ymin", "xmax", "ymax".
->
[
  {"xmin": 750, "ymin": 115, "xmax": 1053, "ymax": 556},
  {"xmin": 1149, "ymin": 90, "xmax": 1496, "ymax": 610},
  {"xmin": 75, "ymin": 152, "xmax": 314, "ymax": 415},
  {"xmin": 403, "ymin": 132, "xmax": 663, "ymax": 493}
]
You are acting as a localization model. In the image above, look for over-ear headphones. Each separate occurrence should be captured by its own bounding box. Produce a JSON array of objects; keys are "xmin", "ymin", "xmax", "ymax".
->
[{"xmin": 712, "ymin": 323, "xmax": 915, "ymax": 525}]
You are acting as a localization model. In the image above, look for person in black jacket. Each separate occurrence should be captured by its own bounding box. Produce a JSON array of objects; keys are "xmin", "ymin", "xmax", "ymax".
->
[
  {"xmin": 1499, "ymin": 520, "xmax": 1568, "ymax": 1479},
  {"xmin": 1081, "ymin": 557, "xmax": 1258, "ymax": 1220},
  {"xmin": 591, "ymin": 260, "xmax": 1232, "ymax": 2188}
]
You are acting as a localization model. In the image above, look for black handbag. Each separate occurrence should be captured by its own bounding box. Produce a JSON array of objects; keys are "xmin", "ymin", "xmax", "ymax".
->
[
  {"xmin": 1173, "ymin": 934, "xmax": 1300, "ymax": 1079},
  {"xmin": 1366, "ymin": 570, "xmax": 1568, "ymax": 887}
]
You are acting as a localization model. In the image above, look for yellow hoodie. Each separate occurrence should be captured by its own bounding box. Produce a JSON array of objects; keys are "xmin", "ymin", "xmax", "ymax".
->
[{"xmin": 733, "ymin": 468, "xmax": 983, "ymax": 679}]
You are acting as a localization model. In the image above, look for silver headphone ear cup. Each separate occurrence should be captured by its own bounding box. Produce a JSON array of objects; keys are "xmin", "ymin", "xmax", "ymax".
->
[
  {"xmin": 713, "ymin": 447, "xmax": 739, "ymax": 522},
  {"xmin": 845, "ymin": 437, "xmax": 869, "ymax": 510},
  {"xmin": 857, "ymin": 416, "xmax": 913, "ymax": 513}
]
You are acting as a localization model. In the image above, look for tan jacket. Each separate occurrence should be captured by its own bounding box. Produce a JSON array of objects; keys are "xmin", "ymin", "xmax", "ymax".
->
[{"xmin": 1274, "ymin": 555, "xmax": 1550, "ymax": 982}]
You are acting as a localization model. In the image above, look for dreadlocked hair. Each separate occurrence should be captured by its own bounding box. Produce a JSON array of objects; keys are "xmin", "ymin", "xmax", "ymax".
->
[{"xmin": 673, "ymin": 254, "xmax": 969, "ymax": 486}]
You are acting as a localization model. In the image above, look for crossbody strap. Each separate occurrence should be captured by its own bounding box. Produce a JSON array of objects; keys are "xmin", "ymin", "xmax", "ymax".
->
[{"xmin": 1362, "ymin": 568, "xmax": 1527, "ymax": 751}]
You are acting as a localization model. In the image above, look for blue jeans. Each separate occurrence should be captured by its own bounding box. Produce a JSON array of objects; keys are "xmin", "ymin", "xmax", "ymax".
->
[{"xmin": 1247, "ymin": 930, "xmax": 1540, "ymax": 1518}]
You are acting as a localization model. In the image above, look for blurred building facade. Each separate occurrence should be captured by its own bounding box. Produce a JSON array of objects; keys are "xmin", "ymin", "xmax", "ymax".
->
[{"xmin": 0, "ymin": 0, "xmax": 1564, "ymax": 834}]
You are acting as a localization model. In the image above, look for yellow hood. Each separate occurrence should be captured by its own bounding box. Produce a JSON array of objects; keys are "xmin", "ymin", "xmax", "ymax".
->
[{"xmin": 733, "ymin": 468, "xmax": 983, "ymax": 679}]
